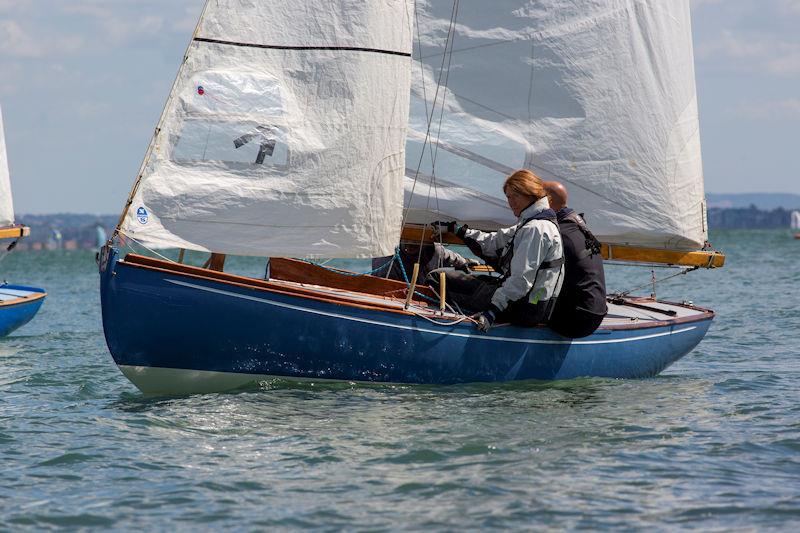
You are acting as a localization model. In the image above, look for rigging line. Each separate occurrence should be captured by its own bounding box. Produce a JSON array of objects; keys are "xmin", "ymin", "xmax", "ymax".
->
[
  {"xmin": 119, "ymin": 232, "xmax": 179, "ymax": 264},
  {"xmin": 428, "ymin": 0, "xmax": 460, "ymax": 212},
  {"xmin": 427, "ymin": 0, "xmax": 461, "ymax": 267},
  {"xmin": 401, "ymin": 0, "xmax": 461, "ymax": 234},
  {"xmin": 616, "ymin": 266, "xmax": 700, "ymax": 298},
  {"xmin": 416, "ymin": 0, "xmax": 460, "ymax": 268}
]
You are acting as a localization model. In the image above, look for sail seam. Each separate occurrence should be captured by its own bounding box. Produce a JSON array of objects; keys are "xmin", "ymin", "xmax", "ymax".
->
[{"xmin": 194, "ymin": 37, "xmax": 411, "ymax": 57}]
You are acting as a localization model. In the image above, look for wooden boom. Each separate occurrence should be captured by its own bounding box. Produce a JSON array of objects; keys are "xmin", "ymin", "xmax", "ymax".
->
[
  {"xmin": 0, "ymin": 225, "xmax": 30, "ymax": 240},
  {"xmin": 400, "ymin": 225, "xmax": 725, "ymax": 269}
]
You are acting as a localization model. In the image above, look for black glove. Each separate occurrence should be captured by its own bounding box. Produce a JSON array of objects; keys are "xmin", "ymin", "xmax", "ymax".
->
[
  {"xmin": 457, "ymin": 258, "xmax": 481, "ymax": 273},
  {"xmin": 472, "ymin": 309, "xmax": 496, "ymax": 332},
  {"xmin": 431, "ymin": 220, "xmax": 469, "ymax": 238}
]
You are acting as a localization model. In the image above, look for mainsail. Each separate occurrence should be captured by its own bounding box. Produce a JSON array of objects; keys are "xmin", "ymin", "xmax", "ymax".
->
[
  {"xmin": 0, "ymin": 105, "xmax": 15, "ymax": 229},
  {"xmin": 405, "ymin": 0, "xmax": 707, "ymax": 251},
  {"xmin": 120, "ymin": 1, "xmax": 414, "ymax": 258},
  {"xmin": 792, "ymin": 211, "xmax": 800, "ymax": 231}
]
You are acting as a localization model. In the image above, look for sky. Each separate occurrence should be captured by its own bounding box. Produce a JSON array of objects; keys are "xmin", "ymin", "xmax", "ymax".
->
[{"xmin": 1, "ymin": 0, "xmax": 798, "ymax": 215}]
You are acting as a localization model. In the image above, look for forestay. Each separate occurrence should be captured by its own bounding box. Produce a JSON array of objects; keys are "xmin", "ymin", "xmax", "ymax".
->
[
  {"xmin": 406, "ymin": 0, "xmax": 707, "ymax": 251},
  {"xmin": 121, "ymin": 0, "xmax": 413, "ymax": 258},
  {"xmin": 0, "ymin": 105, "xmax": 14, "ymax": 229}
]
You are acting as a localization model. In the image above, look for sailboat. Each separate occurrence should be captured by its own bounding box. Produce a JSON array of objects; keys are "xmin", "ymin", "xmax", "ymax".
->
[
  {"xmin": 99, "ymin": 0, "xmax": 725, "ymax": 394},
  {"xmin": 0, "ymin": 105, "xmax": 46, "ymax": 337},
  {"xmin": 792, "ymin": 211, "xmax": 800, "ymax": 239}
]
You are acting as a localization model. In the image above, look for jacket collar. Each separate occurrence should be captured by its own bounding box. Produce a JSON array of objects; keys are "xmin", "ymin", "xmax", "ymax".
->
[{"xmin": 518, "ymin": 196, "xmax": 551, "ymax": 222}]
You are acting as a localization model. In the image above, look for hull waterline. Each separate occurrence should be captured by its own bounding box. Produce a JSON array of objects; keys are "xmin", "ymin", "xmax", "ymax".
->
[{"xmin": 100, "ymin": 248, "xmax": 714, "ymax": 394}]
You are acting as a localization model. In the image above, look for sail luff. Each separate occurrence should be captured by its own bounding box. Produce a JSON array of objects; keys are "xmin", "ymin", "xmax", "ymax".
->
[
  {"xmin": 0, "ymin": 105, "xmax": 15, "ymax": 228},
  {"xmin": 112, "ymin": 0, "xmax": 214, "ymax": 241}
]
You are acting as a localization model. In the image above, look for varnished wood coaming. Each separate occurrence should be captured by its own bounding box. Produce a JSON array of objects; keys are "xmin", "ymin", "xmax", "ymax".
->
[
  {"xmin": 123, "ymin": 254, "xmax": 433, "ymax": 314},
  {"xmin": 120, "ymin": 254, "xmax": 713, "ymax": 331},
  {"xmin": 269, "ymin": 258, "xmax": 438, "ymax": 301}
]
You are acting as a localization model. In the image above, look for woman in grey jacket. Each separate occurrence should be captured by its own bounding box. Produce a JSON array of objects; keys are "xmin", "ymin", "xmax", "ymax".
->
[{"xmin": 436, "ymin": 170, "xmax": 564, "ymax": 332}]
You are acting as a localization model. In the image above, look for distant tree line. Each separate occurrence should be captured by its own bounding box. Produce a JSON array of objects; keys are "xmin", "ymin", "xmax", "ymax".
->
[
  {"xmin": 11, "ymin": 214, "xmax": 117, "ymax": 251},
  {"xmin": 708, "ymin": 206, "xmax": 797, "ymax": 230}
]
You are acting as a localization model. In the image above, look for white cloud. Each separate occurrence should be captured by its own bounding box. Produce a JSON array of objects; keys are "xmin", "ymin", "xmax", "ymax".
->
[
  {"xmin": 0, "ymin": 20, "xmax": 44, "ymax": 57},
  {"xmin": 729, "ymin": 98, "xmax": 800, "ymax": 120},
  {"xmin": 693, "ymin": 0, "xmax": 800, "ymax": 79}
]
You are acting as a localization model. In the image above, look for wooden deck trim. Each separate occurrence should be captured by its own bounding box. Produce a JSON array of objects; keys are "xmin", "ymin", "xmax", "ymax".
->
[
  {"xmin": 0, "ymin": 291, "xmax": 46, "ymax": 308},
  {"xmin": 120, "ymin": 254, "xmax": 714, "ymax": 332},
  {"xmin": 122, "ymin": 254, "xmax": 432, "ymax": 315},
  {"xmin": 0, "ymin": 225, "xmax": 30, "ymax": 240}
]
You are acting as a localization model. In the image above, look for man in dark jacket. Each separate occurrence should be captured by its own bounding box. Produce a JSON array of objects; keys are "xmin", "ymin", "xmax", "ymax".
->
[{"xmin": 543, "ymin": 181, "xmax": 608, "ymax": 338}]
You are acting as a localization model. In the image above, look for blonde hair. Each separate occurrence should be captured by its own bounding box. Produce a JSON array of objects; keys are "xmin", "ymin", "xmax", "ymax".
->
[{"xmin": 503, "ymin": 169, "xmax": 545, "ymax": 200}]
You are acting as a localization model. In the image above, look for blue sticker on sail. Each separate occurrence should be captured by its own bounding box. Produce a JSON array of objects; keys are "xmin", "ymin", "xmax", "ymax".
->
[{"xmin": 136, "ymin": 207, "xmax": 149, "ymax": 225}]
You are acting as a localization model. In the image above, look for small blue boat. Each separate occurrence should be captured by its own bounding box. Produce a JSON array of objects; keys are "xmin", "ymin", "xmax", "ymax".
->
[
  {"xmin": 1, "ymin": 103, "xmax": 46, "ymax": 337},
  {"xmin": 100, "ymin": 249, "xmax": 713, "ymax": 394},
  {"xmin": 0, "ymin": 283, "xmax": 46, "ymax": 337}
]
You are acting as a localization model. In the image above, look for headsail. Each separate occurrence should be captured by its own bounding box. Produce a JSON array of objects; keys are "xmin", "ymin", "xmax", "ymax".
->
[
  {"xmin": 0, "ymin": 105, "xmax": 15, "ymax": 229},
  {"xmin": 792, "ymin": 211, "xmax": 800, "ymax": 231},
  {"xmin": 120, "ymin": 0, "xmax": 413, "ymax": 258},
  {"xmin": 406, "ymin": 0, "xmax": 707, "ymax": 251}
]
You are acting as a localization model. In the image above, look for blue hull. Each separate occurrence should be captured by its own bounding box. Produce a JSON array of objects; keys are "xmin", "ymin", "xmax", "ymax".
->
[
  {"xmin": 100, "ymin": 249, "xmax": 713, "ymax": 392},
  {"xmin": 0, "ymin": 284, "xmax": 46, "ymax": 337}
]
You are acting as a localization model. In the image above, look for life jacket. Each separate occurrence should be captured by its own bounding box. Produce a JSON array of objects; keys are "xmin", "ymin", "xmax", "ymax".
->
[
  {"xmin": 489, "ymin": 209, "xmax": 565, "ymax": 322},
  {"xmin": 496, "ymin": 209, "xmax": 564, "ymax": 280},
  {"xmin": 550, "ymin": 208, "xmax": 608, "ymax": 327}
]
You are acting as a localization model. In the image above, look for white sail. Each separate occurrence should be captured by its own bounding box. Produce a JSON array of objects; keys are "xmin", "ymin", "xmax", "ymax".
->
[
  {"xmin": 405, "ymin": 0, "xmax": 707, "ymax": 250},
  {"xmin": 792, "ymin": 211, "xmax": 800, "ymax": 231},
  {"xmin": 121, "ymin": 0, "xmax": 413, "ymax": 258},
  {"xmin": 0, "ymin": 105, "xmax": 15, "ymax": 228}
]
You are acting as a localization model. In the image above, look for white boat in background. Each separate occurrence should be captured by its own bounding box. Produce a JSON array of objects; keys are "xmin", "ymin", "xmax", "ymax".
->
[
  {"xmin": 791, "ymin": 210, "xmax": 800, "ymax": 239},
  {"xmin": 0, "ymin": 104, "xmax": 46, "ymax": 336},
  {"xmin": 99, "ymin": 0, "xmax": 725, "ymax": 394}
]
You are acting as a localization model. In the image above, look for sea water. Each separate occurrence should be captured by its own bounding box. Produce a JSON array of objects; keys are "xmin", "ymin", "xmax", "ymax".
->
[{"xmin": 1, "ymin": 230, "xmax": 798, "ymax": 530}]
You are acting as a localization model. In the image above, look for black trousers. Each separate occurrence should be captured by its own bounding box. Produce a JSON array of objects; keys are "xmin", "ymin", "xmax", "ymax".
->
[{"xmin": 548, "ymin": 307, "xmax": 606, "ymax": 338}]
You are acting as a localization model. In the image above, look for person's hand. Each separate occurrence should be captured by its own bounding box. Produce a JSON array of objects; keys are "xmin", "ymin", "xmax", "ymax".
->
[
  {"xmin": 431, "ymin": 221, "xmax": 468, "ymax": 239},
  {"xmin": 457, "ymin": 259, "xmax": 481, "ymax": 273},
  {"xmin": 472, "ymin": 310, "xmax": 496, "ymax": 332}
]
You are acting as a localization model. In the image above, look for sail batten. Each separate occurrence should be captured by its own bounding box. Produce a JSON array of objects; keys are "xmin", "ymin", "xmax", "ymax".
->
[
  {"xmin": 121, "ymin": 1, "xmax": 414, "ymax": 258},
  {"xmin": 405, "ymin": 0, "xmax": 708, "ymax": 251}
]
